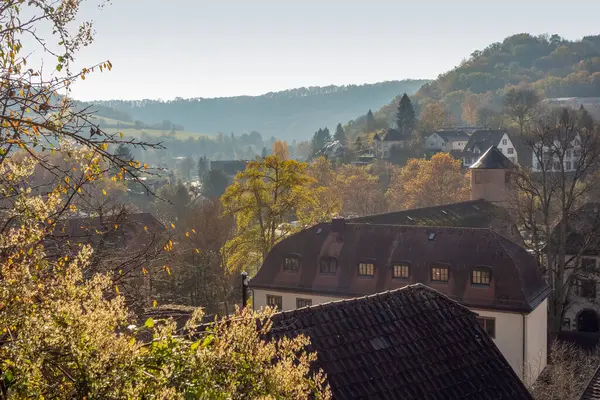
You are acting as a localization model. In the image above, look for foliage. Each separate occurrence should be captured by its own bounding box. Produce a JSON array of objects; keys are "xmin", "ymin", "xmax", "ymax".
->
[
  {"xmin": 310, "ymin": 128, "xmax": 332, "ymax": 157},
  {"xmin": 156, "ymin": 181, "xmax": 190, "ymax": 221},
  {"xmin": 366, "ymin": 110, "xmax": 376, "ymax": 132},
  {"xmin": 178, "ymin": 156, "xmax": 195, "ymax": 180},
  {"xmin": 272, "ymin": 140, "xmax": 290, "ymax": 160},
  {"xmin": 503, "ymin": 86, "xmax": 541, "ymax": 132},
  {"xmin": 332, "ymin": 165, "xmax": 386, "ymax": 217},
  {"xmin": 386, "ymin": 153, "xmax": 470, "ymax": 210},
  {"xmin": 396, "ymin": 94, "xmax": 416, "ymax": 135},
  {"xmin": 221, "ymin": 155, "xmax": 316, "ymax": 274},
  {"xmin": 334, "ymin": 123, "xmax": 347, "ymax": 145},
  {"xmin": 418, "ymin": 101, "xmax": 450, "ymax": 133},
  {"xmin": 201, "ymin": 169, "xmax": 230, "ymax": 199}
]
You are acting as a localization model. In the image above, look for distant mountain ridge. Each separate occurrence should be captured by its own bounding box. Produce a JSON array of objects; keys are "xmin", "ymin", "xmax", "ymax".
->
[{"xmin": 79, "ymin": 80, "xmax": 429, "ymax": 140}]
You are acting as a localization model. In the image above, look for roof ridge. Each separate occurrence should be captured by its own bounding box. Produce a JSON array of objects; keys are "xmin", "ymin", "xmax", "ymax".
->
[
  {"xmin": 348, "ymin": 200, "xmax": 490, "ymax": 220},
  {"xmin": 273, "ymin": 283, "xmax": 476, "ymax": 319},
  {"xmin": 345, "ymin": 223, "xmax": 497, "ymax": 232}
]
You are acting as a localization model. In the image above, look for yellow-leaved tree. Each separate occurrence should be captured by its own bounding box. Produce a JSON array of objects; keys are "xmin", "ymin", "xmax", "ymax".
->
[
  {"xmin": 0, "ymin": 1, "xmax": 329, "ymax": 398},
  {"xmin": 386, "ymin": 153, "xmax": 470, "ymax": 210},
  {"xmin": 221, "ymin": 155, "xmax": 316, "ymax": 274}
]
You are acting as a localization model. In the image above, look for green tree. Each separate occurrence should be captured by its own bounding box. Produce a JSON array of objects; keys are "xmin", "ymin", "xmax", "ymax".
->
[
  {"xmin": 221, "ymin": 155, "xmax": 316, "ymax": 273},
  {"xmin": 310, "ymin": 128, "xmax": 332, "ymax": 156},
  {"xmin": 396, "ymin": 93, "xmax": 416, "ymax": 135},
  {"xmin": 114, "ymin": 144, "xmax": 133, "ymax": 162},
  {"xmin": 201, "ymin": 169, "xmax": 230, "ymax": 199},
  {"xmin": 366, "ymin": 109, "xmax": 376, "ymax": 132},
  {"xmin": 503, "ymin": 86, "xmax": 540, "ymax": 133},
  {"xmin": 334, "ymin": 123, "xmax": 347, "ymax": 145}
]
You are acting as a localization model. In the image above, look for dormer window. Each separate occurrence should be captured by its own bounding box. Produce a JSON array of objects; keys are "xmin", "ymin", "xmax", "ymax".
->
[
  {"xmin": 431, "ymin": 265, "xmax": 449, "ymax": 282},
  {"xmin": 320, "ymin": 257, "xmax": 338, "ymax": 275},
  {"xmin": 358, "ymin": 262, "xmax": 375, "ymax": 277},
  {"xmin": 283, "ymin": 255, "xmax": 300, "ymax": 273},
  {"xmin": 392, "ymin": 263, "xmax": 410, "ymax": 280},
  {"xmin": 471, "ymin": 267, "xmax": 492, "ymax": 286}
]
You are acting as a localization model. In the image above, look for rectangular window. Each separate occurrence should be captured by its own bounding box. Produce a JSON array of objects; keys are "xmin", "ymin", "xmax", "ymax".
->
[
  {"xmin": 431, "ymin": 266, "xmax": 449, "ymax": 282},
  {"xmin": 392, "ymin": 263, "xmax": 410, "ymax": 280},
  {"xmin": 266, "ymin": 295, "xmax": 283, "ymax": 310},
  {"xmin": 283, "ymin": 256, "xmax": 299, "ymax": 272},
  {"xmin": 507, "ymin": 148, "xmax": 514, "ymax": 154},
  {"xmin": 471, "ymin": 268, "xmax": 491, "ymax": 286},
  {"xmin": 574, "ymin": 149, "xmax": 582, "ymax": 157},
  {"xmin": 474, "ymin": 171, "xmax": 482, "ymax": 184},
  {"xmin": 320, "ymin": 257, "xmax": 337, "ymax": 274},
  {"xmin": 582, "ymin": 257, "xmax": 596, "ymax": 271},
  {"xmin": 502, "ymin": 139, "xmax": 507, "ymax": 145},
  {"xmin": 566, "ymin": 161, "xmax": 572, "ymax": 171},
  {"xmin": 578, "ymin": 279, "xmax": 597, "ymax": 299},
  {"xmin": 476, "ymin": 317, "xmax": 496, "ymax": 338},
  {"xmin": 296, "ymin": 298, "xmax": 312, "ymax": 308},
  {"xmin": 359, "ymin": 262, "xmax": 375, "ymax": 277}
]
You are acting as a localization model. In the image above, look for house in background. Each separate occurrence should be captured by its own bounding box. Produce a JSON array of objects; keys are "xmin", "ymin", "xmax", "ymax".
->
[
  {"xmin": 425, "ymin": 130, "xmax": 470, "ymax": 153},
  {"xmin": 268, "ymin": 285, "xmax": 533, "ymax": 399},
  {"xmin": 463, "ymin": 130, "xmax": 518, "ymax": 167},
  {"xmin": 372, "ymin": 128, "xmax": 411, "ymax": 159},
  {"xmin": 531, "ymin": 132, "xmax": 582, "ymax": 172}
]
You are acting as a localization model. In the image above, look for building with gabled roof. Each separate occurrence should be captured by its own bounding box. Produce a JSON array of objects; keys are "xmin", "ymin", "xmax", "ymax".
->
[
  {"xmin": 268, "ymin": 284, "xmax": 533, "ymax": 399},
  {"xmin": 425, "ymin": 130, "xmax": 471, "ymax": 153},
  {"xmin": 372, "ymin": 128, "xmax": 411, "ymax": 159},
  {"xmin": 463, "ymin": 130, "xmax": 518, "ymax": 167}
]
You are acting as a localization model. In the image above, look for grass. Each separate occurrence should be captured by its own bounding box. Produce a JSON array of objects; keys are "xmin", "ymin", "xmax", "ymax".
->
[{"xmin": 89, "ymin": 116, "xmax": 213, "ymax": 140}]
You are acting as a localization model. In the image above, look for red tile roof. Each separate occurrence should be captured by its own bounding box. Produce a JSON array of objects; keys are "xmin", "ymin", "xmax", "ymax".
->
[
  {"xmin": 268, "ymin": 284, "xmax": 533, "ymax": 399},
  {"xmin": 252, "ymin": 222, "xmax": 549, "ymax": 313}
]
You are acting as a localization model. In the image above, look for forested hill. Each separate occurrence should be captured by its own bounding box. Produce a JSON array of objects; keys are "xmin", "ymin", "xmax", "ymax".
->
[
  {"xmin": 81, "ymin": 80, "xmax": 428, "ymax": 140},
  {"xmin": 366, "ymin": 34, "xmax": 600, "ymax": 127}
]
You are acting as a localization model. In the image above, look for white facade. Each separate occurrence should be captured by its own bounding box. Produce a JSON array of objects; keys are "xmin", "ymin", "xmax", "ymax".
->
[
  {"xmin": 373, "ymin": 139, "xmax": 405, "ymax": 159},
  {"xmin": 253, "ymin": 288, "xmax": 548, "ymax": 385},
  {"xmin": 463, "ymin": 133, "xmax": 518, "ymax": 167},
  {"xmin": 531, "ymin": 133, "xmax": 582, "ymax": 172},
  {"xmin": 425, "ymin": 133, "xmax": 468, "ymax": 152}
]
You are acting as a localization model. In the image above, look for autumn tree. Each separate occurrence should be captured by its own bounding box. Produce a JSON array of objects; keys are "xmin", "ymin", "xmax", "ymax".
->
[
  {"xmin": 461, "ymin": 92, "xmax": 481, "ymax": 126},
  {"xmin": 0, "ymin": 1, "xmax": 329, "ymax": 397},
  {"xmin": 301, "ymin": 157, "xmax": 341, "ymax": 225},
  {"xmin": 221, "ymin": 155, "xmax": 316, "ymax": 273},
  {"xmin": 503, "ymin": 86, "xmax": 541, "ymax": 133},
  {"xmin": 513, "ymin": 107, "xmax": 600, "ymax": 333},
  {"xmin": 272, "ymin": 140, "xmax": 290, "ymax": 160},
  {"xmin": 396, "ymin": 93, "xmax": 416, "ymax": 135},
  {"xmin": 477, "ymin": 107, "xmax": 502, "ymax": 129},
  {"xmin": 386, "ymin": 153, "xmax": 470, "ymax": 210},
  {"xmin": 419, "ymin": 101, "xmax": 448, "ymax": 133},
  {"xmin": 332, "ymin": 165, "xmax": 386, "ymax": 217}
]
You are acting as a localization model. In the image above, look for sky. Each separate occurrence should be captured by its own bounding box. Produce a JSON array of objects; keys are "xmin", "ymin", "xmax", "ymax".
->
[{"xmin": 65, "ymin": 0, "xmax": 600, "ymax": 101}]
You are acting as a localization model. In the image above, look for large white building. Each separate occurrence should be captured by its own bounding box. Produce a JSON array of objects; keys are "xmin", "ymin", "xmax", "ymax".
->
[
  {"xmin": 531, "ymin": 132, "xmax": 582, "ymax": 172},
  {"xmin": 251, "ymin": 148, "xmax": 549, "ymax": 385},
  {"xmin": 462, "ymin": 130, "xmax": 519, "ymax": 167}
]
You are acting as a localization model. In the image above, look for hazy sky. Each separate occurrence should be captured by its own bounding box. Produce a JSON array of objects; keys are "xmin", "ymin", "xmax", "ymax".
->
[{"xmin": 67, "ymin": 0, "xmax": 600, "ymax": 101}]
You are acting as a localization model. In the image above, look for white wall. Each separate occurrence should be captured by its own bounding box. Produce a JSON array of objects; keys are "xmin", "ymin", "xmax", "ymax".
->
[
  {"xmin": 425, "ymin": 133, "xmax": 445, "ymax": 150},
  {"xmin": 470, "ymin": 307, "xmax": 524, "ymax": 380},
  {"xmin": 496, "ymin": 133, "xmax": 518, "ymax": 165},
  {"xmin": 252, "ymin": 288, "xmax": 345, "ymax": 311},
  {"xmin": 525, "ymin": 298, "xmax": 548, "ymax": 386}
]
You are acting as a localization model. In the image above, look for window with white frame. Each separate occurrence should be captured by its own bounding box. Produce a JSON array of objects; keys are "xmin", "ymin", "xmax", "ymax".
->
[
  {"xmin": 502, "ymin": 139, "xmax": 507, "ymax": 145},
  {"xmin": 358, "ymin": 262, "xmax": 375, "ymax": 277}
]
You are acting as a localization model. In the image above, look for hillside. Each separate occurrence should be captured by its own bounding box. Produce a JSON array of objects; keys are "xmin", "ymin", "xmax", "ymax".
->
[
  {"xmin": 368, "ymin": 34, "xmax": 600, "ymax": 126},
  {"xmin": 80, "ymin": 80, "xmax": 428, "ymax": 141}
]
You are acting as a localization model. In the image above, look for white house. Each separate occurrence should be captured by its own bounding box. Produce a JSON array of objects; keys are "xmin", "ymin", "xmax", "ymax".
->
[
  {"xmin": 425, "ymin": 130, "xmax": 470, "ymax": 152},
  {"xmin": 463, "ymin": 130, "xmax": 518, "ymax": 167},
  {"xmin": 372, "ymin": 128, "xmax": 411, "ymax": 159},
  {"xmin": 531, "ymin": 132, "xmax": 582, "ymax": 172}
]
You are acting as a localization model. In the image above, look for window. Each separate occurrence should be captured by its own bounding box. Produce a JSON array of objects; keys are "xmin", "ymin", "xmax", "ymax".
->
[
  {"xmin": 476, "ymin": 317, "xmax": 496, "ymax": 338},
  {"xmin": 358, "ymin": 262, "xmax": 375, "ymax": 277},
  {"xmin": 427, "ymin": 231, "xmax": 436, "ymax": 241},
  {"xmin": 582, "ymin": 257, "xmax": 597, "ymax": 272},
  {"xmin": 502, "ymin": 139, "xmax": 507, "ymax": 145},
  {"xmin": 507, "ymin": 148, "xmax": 514, "ymax": 155},
  {"xmin": 296, "ymin": 298, "xmax": 312, "ymax": 308},
  {"xmin": 566, "ymin": 161, "xmax": 572, "ymax": 171},
  {"xmin": 471, "ymin": 267, "xmax": 491, "ymax": 286},
  {"xmin": 320, "ymin": 257, "xmax": 338, "ymax": 274},
  {"xmin": 577, "ymin": 279, "xmax": 597, "ymax": 299},
  {"xmin": 392, "ymin": 263, "xmax": 410, "ymax": 280},
  {"xmin": 574, "ymin": 148, "xmax": 582, "ymax": 157},
  {"xmin": 566, "ymin": 149, "xmax": 572, "ymax": 158},
  {"xmin": 431, "ymin": 266, "xmax": 449, "ymax": 282},
  {"xmin": 283, "ymin": 256, "xmax": 299, "ymax": 272},
  {"xmin": 266, "ymin": 295, "xmax": 283, "ymax": 310},
  {"xmin": 474, "ymin": 171, "xmax": 482, "ymax": 184}
]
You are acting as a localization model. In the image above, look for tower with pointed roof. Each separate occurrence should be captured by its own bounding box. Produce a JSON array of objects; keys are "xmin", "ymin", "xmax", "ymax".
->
[{"xmin": 470, "ymin": 146, "xmax": 516, "ymax": 204}]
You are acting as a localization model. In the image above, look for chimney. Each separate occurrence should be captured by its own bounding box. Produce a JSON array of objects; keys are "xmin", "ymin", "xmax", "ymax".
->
[
  {"xmin": 331, "ymin": 217, "xmax": 345, "ymax": 233},
  {"xmin": 241, "ymin": 272, "xmax": 249, "ymax": 307}
]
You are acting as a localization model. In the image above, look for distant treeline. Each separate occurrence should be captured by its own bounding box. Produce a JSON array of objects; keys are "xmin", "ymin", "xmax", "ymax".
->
[{"xmin": 79, "ymin": 80, "xmax": 429, "ymax": 140}]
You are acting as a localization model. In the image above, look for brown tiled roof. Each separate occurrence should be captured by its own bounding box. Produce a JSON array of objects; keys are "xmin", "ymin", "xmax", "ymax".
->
[
  {"xmin": 252, "ymin": 223, "xmax": 549, "ymax": 312},
  {"xmin": 268, "ymin": 284, "xmax": 533, "ymax": 400},
  {"xmin": 470, "ymin": 146, "xmax": 516, "ymax": 169},
  {"xmin": 350, "ymin": 199, "xmax": 508, "ymax": 228}
]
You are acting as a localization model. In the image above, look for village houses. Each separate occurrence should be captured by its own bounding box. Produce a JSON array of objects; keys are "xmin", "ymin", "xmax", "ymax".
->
[
  {"xmin": 251, "ymin": 147, "xmax": 549, "ymax": 385},
  {"xmin": 372, "ymin": 128, "xmax": 411, "ymax": 159}
]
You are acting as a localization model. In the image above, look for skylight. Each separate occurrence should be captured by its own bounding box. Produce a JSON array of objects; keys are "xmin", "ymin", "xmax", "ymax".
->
[{"xmin": 428, "ymin": 232, "xmax": 436, "ymax": 241}]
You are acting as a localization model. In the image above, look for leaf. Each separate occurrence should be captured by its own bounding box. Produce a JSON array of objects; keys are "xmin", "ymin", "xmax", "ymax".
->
[
  {"xmin": 171, "ymin": 223, "xmax": 175, "ymax": 229},
  {"xmin": 119, "ymin": 132, "xmax": 123, "ymax": 139},
  {"xmin": 153, "ymin": 300, "xmax": 158, "ymax": 307},
  {"xmin": 190, "ymin": 340, "xmax": 201, "ymax": 351},
  {"xmin": 202, "ymin": 334, "xmax": 214, "ymax": 347},
  {"xmin": 115, "ymin": 285, "xmax": 120, "ymax": 294},
  {"xmin": 144, "ymin": 318, "xmax": 154, "ymax": 329},
  {"xmin": 102, "ymin": 189, "xmax": 107, "ymax": 196}
]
